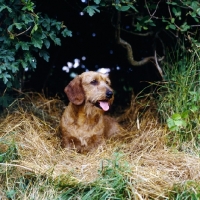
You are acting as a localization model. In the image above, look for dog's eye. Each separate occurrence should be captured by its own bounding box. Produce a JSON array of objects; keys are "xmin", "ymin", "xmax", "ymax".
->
[
  {"xmin": 106, "ymin": 81, "xmax": 110, "ymax": 85},
  {"xmin": 90, "ymin": 80, "xmax": 98, "ymax": 85}
]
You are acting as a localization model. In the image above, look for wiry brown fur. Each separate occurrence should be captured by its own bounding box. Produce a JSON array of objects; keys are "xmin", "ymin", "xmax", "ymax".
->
[{"xmin": 60, "ymin": 71, "xmax": 122, "ymax": 153}]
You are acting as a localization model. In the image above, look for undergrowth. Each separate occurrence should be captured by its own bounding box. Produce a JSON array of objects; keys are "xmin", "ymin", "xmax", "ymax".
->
[
  {"xmin": 157, "ymin": 48, "xmax": 200, "ymax": 145},
  {"xmin": 169, "ymin": 181, "xmax": 200, "ymax": 200},
  {"xmin": 57, "ymin": 153, "xmax": 131, "ymax": 200},
  {"xmin": 0, "ymin": 152, "xmax": 132, "ymax": 200}
]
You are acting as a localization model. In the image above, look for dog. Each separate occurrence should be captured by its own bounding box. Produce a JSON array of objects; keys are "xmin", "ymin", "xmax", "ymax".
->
[{"xmin": 60, "ymin": 71, "xmax": 122, "ymax": 153}]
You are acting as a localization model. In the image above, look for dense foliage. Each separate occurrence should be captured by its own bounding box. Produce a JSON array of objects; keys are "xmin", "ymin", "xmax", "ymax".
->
[
  {"xmin": 1, "ymin": 0, "xmax": 200, "ymax": 108},
  {"xmin": 0, "ymin": 0, "xmax": 72, "ymax": 107}
]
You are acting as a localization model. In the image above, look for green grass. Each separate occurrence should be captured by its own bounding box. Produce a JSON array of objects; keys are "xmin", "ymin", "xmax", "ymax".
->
[
  {"xmin": 0, "ymin": 152, "xmax": 132, "ymax": 200},
  {"xmin": 157, "ymin": 48, "xmax": 200, "ymax": 144},
  {"xmin": 57, "ymin": 153, "xmax": 131, "ymax": 200},
  {"xmin": 169, "ymin": 181, "xmax": 200, "ymax": 200}
]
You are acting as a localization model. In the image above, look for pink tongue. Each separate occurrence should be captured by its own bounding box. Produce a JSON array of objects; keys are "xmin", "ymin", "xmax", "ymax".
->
[{"xmin": 99, "ymin": 101, "xmax": 109, "ymax": 111}]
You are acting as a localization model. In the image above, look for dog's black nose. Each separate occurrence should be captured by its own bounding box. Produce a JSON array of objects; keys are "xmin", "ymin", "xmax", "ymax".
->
[{"xmin": 106, "ymin": 90, "xmax": 113, "ymax": 99}]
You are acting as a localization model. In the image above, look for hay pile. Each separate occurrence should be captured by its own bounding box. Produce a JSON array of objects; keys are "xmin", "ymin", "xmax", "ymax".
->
[{"xmin": 0, "ymin": 93, "xmax": 200, "ymax": 199}]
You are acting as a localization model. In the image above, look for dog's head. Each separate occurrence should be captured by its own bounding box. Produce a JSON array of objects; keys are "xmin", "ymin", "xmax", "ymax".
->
[{"xmin": 64, "ymin": 71, "xmax": 114, "ymax": 111}]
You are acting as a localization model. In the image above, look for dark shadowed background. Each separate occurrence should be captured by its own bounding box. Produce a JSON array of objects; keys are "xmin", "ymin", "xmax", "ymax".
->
[{"xmin": 25, "ymin": 0, "xmax": 170, "ymax": 109}]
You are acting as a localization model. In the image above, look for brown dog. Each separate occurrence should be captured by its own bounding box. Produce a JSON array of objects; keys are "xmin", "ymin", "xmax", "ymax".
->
[{"xmin": 60, "ymin": 71, "xmax": 122, "ymax": 153}]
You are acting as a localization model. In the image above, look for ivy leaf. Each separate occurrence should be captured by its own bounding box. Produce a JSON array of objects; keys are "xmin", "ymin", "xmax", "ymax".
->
[
  {"xmin": 22, "ymin": 1, "xmax": 35, "ymax": 12},
  {"xmin": 61, "ymin": 28, "xmax": 72, "ymax": 37},
  {"xmin": 44, "ymin": 39, "xmax": 50, "ymax": 49},
  {"xmin": 49, "ymin": 32, "xmax": 56, "ymax": 41},
  {"xmin": 21, "ymin": 43, "xmax": 30, "ymax": 50},
  {"xmin": 51, "ymin": 20, "xmax": 61, "ymax": 31},
  {"xmin": 54, "ymin": 38, "xmax": 61, "ymax": 46},
  {"xmin": 21, "ymin": 13, "xmax": 34, "ymax": 24},
  {"xmin": 20, "ymin": 60, "xmax": 28, "ymax": 69},
  {"xmin": 31, "ymin": 37, "xmax": 43, "ymax": 49},
  {"xmin": 39, "ymin": 50, "xmax": 49, "ymax": 62},
  {"xmin": 83, "ymin": 6, "xmax": 100, "ymax": 16},
  {"xmin": 0, "ymin": 72, "xmax": 11, "ymax": 84}
]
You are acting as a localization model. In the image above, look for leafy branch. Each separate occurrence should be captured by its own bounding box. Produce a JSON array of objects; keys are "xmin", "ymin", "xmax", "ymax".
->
[{"xmin": 0, "ymin": 0, "xmax": 72, "ymax": 88}]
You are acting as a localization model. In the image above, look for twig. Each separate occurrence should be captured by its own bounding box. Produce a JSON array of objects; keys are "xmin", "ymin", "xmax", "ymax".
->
[
  {"xmin": 15, "ymin": 26, "xmax": 31, "ymax": 37},
  {"xmin": 145, "ymin": 0, "xmax": 161, "ymax": 20},
  {"xmin": 154, "ymin": 49, "xmax": 164, "ymax": 80}
]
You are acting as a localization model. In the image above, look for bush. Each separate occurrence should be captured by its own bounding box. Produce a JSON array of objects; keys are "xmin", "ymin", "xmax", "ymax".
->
[{"xmin": 0, "ymin": 0, "xmax": 72, "ymax": 108}]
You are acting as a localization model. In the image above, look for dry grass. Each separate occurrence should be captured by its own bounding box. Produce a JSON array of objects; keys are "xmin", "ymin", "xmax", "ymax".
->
[{"xmin": 0, "ymin": 92, "xmax": 200, "ymax": 199}]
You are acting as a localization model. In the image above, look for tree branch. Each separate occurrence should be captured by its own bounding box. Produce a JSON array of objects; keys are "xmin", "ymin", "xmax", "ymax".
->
[{"xmin": 115, "ymin": 11, "xmax": 164, "ymax": 79}]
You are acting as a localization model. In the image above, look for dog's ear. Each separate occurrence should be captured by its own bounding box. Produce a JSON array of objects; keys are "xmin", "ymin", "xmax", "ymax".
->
[{"xmin": 64, "ymin": 76, "xmax": 85, "ymax": 105}]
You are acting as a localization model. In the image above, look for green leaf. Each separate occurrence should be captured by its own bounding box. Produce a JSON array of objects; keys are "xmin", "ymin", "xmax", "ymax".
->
[
  {"xmin": 1, "ymin": 72, "xmax": 11, "ymax": 84},
  {"xmin": 61, "ymin": 28, "xmax": 72, "ymax": 37},
  {"xmin": 49, "ymin": 32, "xmax": 56, "ymax": 41},
  {"xmin": 166, "ymin": 2, "xmax": 177, "ymax": 5},
  {"xmin": 21, "ymin": 13, "xmax": 34, "ymax": 24},
  {"xmin": 54, "ymin": 38, "xmax": 61, "ymax": 46},
  {"xmin": 174, "ymin": 119, "xmax": 185, "ymax": 127},
  {"xmin": 129, "ymin": 5, "xmax": 138, "ymax": 12},
  {"xmin": 51, "ymin": 21, "xmax": 62, "ymax": 31},
  {"xmin": 116, "ymin": 6, "xmax": 130, "ymax": 11},
  {"xmin": 20, "ymin": 60, "xmax": 27, "ymax": 69},
  {"xmin": 181, "ymin": 111, "xmax": 189, "ymax": 119},
  {"xmin": 136, "ymin": 22, "xmax": 142, "ymax": 31},
  {"xmin": 169, "ymin": 24, "xmax": 176, "ymax": 30},
  {"xmin": 7, "ymin": 25, "xmax": 13, "ymax": 32},
  {"xmin": 180, "ymin": 22, "xmax": 190, "ymax": 32},
  {"xmin": 83, "ymin": 6, "xmax": 100, "ymax": 16},
  {"xmin": 0, "ymin": 4, "xmax": 12, "ymax": 13},
  {"xmin": 10, "ymin": 64, "xmax": 18, "ymax": 73},
  {"xmin": 167, "ymin": 118, "xmax": 175, "ymax": 128},
  {"xmin": 31, "ymin": 37, "xmax": 43, "ymax": 49},
  {"xmin": 191, "ymin": 1, "xmax": 199, "ymax": 11},
  {"xmin": 44, "ymin": 39, "xmax": 50, "ymax": 49},
  {"xmin": 14, "ymin": 23, "xmax": 23, "ymax": 30},
  {"xmin": 39, "ymin": 50, "xmax": 50, "ymax": 62},
  {"xmin": 171, "ymin": 113, "xmax": 182, "ymax": 120},
  {"xmin": 190, "ymin": 105, "xmax": 198, "ymax": 113},
  {"xmin": 94, "ymin": 0, "xmax": 101, "ymax": 4},
  {"xmin": 22, "ymin": 1, "xmax": 35, "ymax": 12},
  {"xmin": 21, "ymin": 43, "xmax": 30, "ymax": 50},
  {"xmin": 31, "ymin": 24, "xmax": 38, "ymax": 34},
  {"xmin": 197, "ymin": 8, "xmax": 200, "ymax": 16},
  {"xmin": 171, "ymin": 18, "xmax": 175, "ymax": 23}
]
